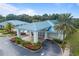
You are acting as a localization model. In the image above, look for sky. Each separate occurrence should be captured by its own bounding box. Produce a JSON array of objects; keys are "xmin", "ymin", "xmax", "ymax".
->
[{"xmin": 0, "ymin": 3, "xmax": 79, "ymax": 18}]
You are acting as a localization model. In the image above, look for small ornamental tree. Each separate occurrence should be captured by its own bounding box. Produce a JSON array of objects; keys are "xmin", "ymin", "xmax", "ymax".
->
[{"xmin": 4, "ymin": 23, "xmax": 14, "ymax": 33}]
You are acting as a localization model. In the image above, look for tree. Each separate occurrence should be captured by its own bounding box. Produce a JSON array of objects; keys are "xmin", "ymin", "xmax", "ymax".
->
[
  {"xmin": 49, "ymin": 14, "xmax": 59, "ymax": 20},
  {"xmin": 0, "ymin": 15, "xmax": 5, "ymax": 22},
  {"xmin": 17, "ymin": 14, "xmax": 32, "ymax": 22},
  {"xmin": 73, "ymin": 18, "xmax": 79, "ymax": 28},
  {"xmin": 4, "ymin": 23, "xmax": 14, "ymax": 33},
  {"xmin": 6, "ymin": 14, "xmax": 17, "ymax": 20},
  {"xmin": 54, "ymin": 13, "xmax": 76, "ymax": 40},
  {"xmin": 32, "ymin": 15, "xmax": 42, "ymax": 22},
  {"xmin": 42, "ymin": 14, "xmax": 49, "ymax": 21}
]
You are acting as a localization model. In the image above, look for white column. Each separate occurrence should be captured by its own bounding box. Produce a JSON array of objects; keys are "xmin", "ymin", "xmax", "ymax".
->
[
  {"xmin": 44, "ymin": 32, "xmax": 48, "ymax": 39},
  {"xmin": 16, "ymin": 29, "xmax": 20, "ymax": 37},
  {"xmin": 33, "ymin": 32, "xmax": 38, "ymax": 43}
]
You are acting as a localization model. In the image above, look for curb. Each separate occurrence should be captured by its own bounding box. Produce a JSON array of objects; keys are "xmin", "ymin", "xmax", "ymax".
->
[{"xmin": 10, "ymin": 41, "xmax": 43, "ymax": 52}]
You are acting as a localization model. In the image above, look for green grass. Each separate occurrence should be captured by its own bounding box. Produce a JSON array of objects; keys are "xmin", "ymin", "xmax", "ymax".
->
[
  {"xmin": 66, "ymin": 29, "xmax": 79, "ymax": 56},
  {"xmin": 0, "ymin": 29, "xmax": 5, "ymax": 33},
  {"xmin": 0, "ymin": 29, "xmax": 6, "ymax": 37},
  {"xmin": 0, "ymin": 29, "xmax": 15, "ymax": 34}
]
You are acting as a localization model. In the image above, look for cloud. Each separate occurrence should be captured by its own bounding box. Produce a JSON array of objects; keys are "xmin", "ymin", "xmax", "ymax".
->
[
  {"xmin": 0, "ymin": 3, "xmax": 37, "ymax": 16},
  {"xmin": 16, "ymin": 9, "xmax": 37, "ymax": 16},
  {"xmin": 0, "ymin": 3, "xmax": 18, "ymax": 15}
]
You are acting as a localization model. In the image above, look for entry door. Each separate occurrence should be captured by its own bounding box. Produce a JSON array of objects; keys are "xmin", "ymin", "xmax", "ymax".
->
[{"xmin": 38, "ymin": 32, "xmax": 45, "ymax": 40}]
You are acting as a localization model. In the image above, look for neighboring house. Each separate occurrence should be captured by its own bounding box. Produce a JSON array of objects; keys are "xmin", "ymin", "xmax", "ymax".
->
[{"xmin": 0, "ymin": 20, "xmax": 63, "ymax": 43}]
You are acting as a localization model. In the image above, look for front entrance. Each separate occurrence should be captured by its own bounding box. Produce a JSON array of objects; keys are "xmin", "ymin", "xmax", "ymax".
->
[{"xmin": 38, "ymin": 31, "xmax": 46, "ymax": 42}]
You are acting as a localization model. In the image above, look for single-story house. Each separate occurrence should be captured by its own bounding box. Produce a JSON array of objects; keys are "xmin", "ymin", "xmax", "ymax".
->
[{"xmin": 0, "ymin": 20, "xmax": 63, "ymax": 43}]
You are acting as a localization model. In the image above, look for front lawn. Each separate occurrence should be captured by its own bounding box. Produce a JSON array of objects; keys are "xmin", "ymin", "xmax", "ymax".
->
[
  {"xmin": 0, "ymin": 29, "xmax": 5, "ymax": 33},
  {"xmin": 0, "ymin": 29, "xmax": 16, "ymax": 36},
  {"xmin": 65, "ymin": 29, "xmax": 79, "ymax": 56},
  {"xmin": 53, "ymin": 29, "xmax": 79, "ymax": 55}
]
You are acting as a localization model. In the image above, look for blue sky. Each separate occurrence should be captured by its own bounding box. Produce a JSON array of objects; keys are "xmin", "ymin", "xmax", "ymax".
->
[{"xmin": 0, "ymin": 3, "xmax": 79, "ymax": 18}]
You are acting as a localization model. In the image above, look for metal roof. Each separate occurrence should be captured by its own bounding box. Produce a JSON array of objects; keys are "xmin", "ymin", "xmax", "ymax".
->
[
  {"xmin": 16, "ymin": 20, "xmax": 57, "ymax": 32},
  {"xmin": 0, "ymin": 20, "xmax": 57, "ymax": 32},
  {"xmin": 0, "ymin": 20, "xmax": 29, "ymax": 26}
]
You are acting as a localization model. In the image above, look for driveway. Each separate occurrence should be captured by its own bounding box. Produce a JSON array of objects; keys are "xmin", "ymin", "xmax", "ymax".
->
[{"xmin": 0, "ymin": 36, "xmax": 62, "ymax": 56}]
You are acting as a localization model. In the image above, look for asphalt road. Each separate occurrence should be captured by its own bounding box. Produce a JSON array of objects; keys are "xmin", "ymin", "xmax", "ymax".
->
[{"xmin": 0, "ymin": 37, "xmax": 62, "ymax": 56}]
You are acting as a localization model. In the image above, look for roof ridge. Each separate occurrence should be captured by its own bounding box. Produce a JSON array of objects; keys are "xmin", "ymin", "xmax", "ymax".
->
[{"xmin": 47, "ymin": 20, "xmax": 53, "ymax": 26}]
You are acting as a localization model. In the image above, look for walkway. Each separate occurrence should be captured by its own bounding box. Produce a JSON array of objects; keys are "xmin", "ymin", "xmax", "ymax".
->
[
  {"xmin": 63, "ymin": 48, "xmax": 70, "ymax": 56},
  {"xmin": 0, "ymin": 37, "xmax": 62, "ymax": 56}
]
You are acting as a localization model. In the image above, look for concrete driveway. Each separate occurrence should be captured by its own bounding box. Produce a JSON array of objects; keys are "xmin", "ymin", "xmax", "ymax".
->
[{"xmin": 0, "ymin": 36, "xmax": 62, "ymax": 56}]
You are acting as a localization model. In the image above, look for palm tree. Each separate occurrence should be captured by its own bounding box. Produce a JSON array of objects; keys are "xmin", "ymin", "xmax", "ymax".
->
[
  {"xmin": 4, "ymin": 23, "xmax": 14, "ymax": 33},
  {"xmin": 54, "ymin": 13, "xmax": 76, "ymax": 40}
]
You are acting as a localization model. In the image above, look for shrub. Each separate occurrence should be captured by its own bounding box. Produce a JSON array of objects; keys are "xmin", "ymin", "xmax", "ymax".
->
[
  {"xmin": 53, "ymin": 38, "xmax": 63, "ymax": 44},
  {"xmin": 10, "ymin": 37, "xmax": 42, "ymax": 51},
  {"xmin": 33, "ymin": 42, "xmax": 42, "ymax": 46},
  {"xmin": 21, "ymin": 41, "xmax": 42, "ymax": 51},
  {"xmin": 15, "ymin": 37, "xmax": 22, "ymax": 44},
  {"xmin": 27, "ymin": 42, "xmax": 42, "ymax": 50},
  {"xmin": 21, "ymin": 41, "xmax": 31, "ymax": 47}
]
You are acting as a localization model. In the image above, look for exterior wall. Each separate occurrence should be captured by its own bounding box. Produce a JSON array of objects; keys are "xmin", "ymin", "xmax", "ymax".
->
[
  {"xmin": 48, "ymin": 32, "xmax": 64, "ymax": 40},
  {"xmin": 48, "ymin": 32, "xmax": 58, "ymax": 40}
]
